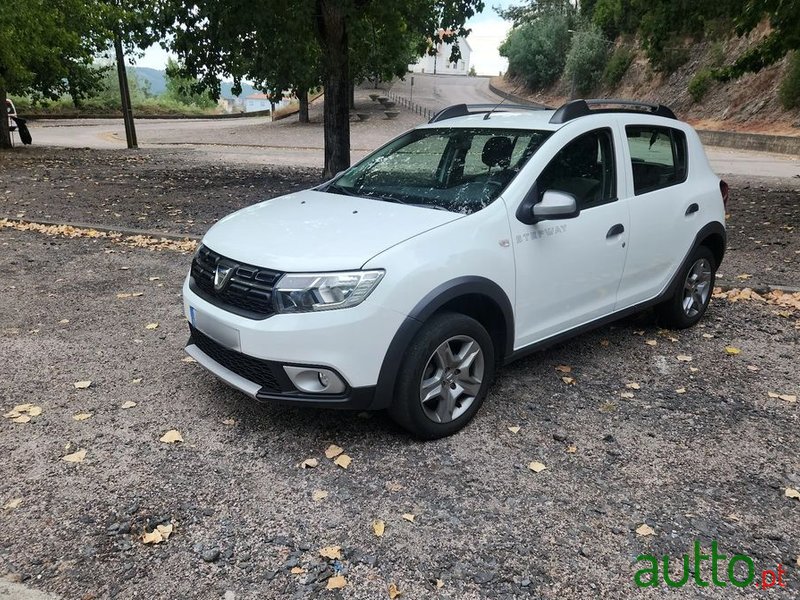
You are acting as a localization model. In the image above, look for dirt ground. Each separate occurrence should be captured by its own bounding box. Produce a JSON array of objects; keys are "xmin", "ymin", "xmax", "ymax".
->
[{"xmin": 0, "ymin": 149, "xmax": 798, "ymax": 600}]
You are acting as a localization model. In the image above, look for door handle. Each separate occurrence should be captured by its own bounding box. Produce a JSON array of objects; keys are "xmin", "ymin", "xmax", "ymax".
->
[
  {"xmin": 606, "ymin": 224, "xmax": 625, "ymax": 238},
  {"xmin": 685, "ymin": 203, "xmax": 699, "ymax": 215}
]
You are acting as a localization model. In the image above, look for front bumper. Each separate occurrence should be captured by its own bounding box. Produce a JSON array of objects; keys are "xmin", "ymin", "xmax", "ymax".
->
[{"xmin": 183, "ymin": 276, "xmax": 404, "ymax": 409}]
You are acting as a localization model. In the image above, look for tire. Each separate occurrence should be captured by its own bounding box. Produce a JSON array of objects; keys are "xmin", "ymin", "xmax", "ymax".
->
[
  {"xmin": 657, "ymin": 245, "xmax": 716, "ymax": 329},
  {"xmin": 388, "ymin": 312, "xmax": 496, "ymax": 439}
]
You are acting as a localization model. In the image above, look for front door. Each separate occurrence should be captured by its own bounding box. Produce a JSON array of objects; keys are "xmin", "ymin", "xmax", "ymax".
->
[{"xmin": 510, "ymin": 128, "xmax": 630, "ymax": 348}]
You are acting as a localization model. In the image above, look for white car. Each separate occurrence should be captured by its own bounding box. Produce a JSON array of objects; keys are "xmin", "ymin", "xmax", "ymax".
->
[{"xmin": 183, "ymin": 99, "xmax": 728, "ymax": 438}]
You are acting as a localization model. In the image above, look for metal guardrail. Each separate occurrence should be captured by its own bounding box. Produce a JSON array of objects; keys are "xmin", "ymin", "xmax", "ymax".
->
[{"xmin": 386, "ymin": 91, "xmax": 435, "ymax": 121}]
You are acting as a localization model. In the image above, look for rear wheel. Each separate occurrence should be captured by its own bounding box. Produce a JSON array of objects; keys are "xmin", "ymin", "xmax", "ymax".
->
[
  {"xmin": 388, "ymin": 312, "xmax": 495, "ymax": 439},
  {"xmin": 658, "ymin": 246, "xmax": 716, "ymax": 329}
]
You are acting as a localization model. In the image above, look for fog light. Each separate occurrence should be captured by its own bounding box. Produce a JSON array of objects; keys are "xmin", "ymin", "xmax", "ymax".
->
[
  {"xmin": 283, "ymin": 366, "xmax": 345, "ymax": 394},
  {"xmin": 318, "ymin": 371, "xmax": 329, "ymax": 388}
]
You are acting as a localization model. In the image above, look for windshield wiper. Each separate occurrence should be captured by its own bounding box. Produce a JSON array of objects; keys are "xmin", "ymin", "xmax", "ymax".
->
[{"xmin": 326, "ymin": 184, "xmax": 409, "ymax": 206}]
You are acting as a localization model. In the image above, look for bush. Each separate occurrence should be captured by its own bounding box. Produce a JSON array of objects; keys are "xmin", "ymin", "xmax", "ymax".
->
[
  {"xmin": 688, "ymin": 68, "xmax": 713, "ymax": 103},
  {"xmin": 602, "ymin": 46, "xmax": 634, "ymax": 87},
  {"xmin": 564, "ymin": 27, "xmax": 609, "ymax": 96},
  {"xmin": 779, "ymin": 52, "xmax": 800, "ymax": 110},
  {"xmin": 499, "ymin": 14, "xmax": 571, "ymax": 89}
]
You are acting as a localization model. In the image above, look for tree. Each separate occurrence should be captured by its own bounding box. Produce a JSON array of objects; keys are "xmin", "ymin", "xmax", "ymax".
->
[
  {"xmin": 162, "ymin": 0, "xmax": 484, "ymax": 178},
  {"xmin": 164, "ymin": 59, "xmax": 217, "ymax": 108},
  {"xmin": 0, "ymin": 0, "xmax": 104, "ymax": 147},
  {"xmin": 499, "ymin": 13, "xmax": 571, "ymax": 89}
]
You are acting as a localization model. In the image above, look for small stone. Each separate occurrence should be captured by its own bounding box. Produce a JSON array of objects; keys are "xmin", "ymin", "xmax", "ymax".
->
[
  {"xmin": 602, "ymin": 434, "xmax": 615, "ymax": 443},
  {"xmin": 520, "ymin": 578, "xmax": 531, "ymax": 587},
  {"xmin": 202, "ymin": 549, "xmax": 220, "ymax": 562},
  {"xmin": 553, "ymin": 431, "xmax": 568, "ymax": 442},
  {"xmin": 263, "ymin": 570, "xmax": 279, "ymax": 581}
]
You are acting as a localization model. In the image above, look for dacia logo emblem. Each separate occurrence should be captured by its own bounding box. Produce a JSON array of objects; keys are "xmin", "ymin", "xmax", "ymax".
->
[{"xmin": 214, "ymin": 263, "xmax": 234, "ymax": 291}]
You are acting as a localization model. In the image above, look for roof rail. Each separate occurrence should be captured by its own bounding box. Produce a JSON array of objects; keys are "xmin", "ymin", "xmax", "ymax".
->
[
  {"xmin": 549, "ymin": 99, "xmax": 677, "ymax": 124},
  {"xmin": 429, "ymin": 102, "xmax": 549, "ymax": 123}
]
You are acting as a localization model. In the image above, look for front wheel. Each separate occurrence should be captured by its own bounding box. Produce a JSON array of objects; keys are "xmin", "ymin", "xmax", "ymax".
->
[
  {"xmin": 657, "ymin": 246, "xmax": 716, "ymax": 329},
  {"xmin": 388, "ymin": 312, "xmax": 495, "ymax": 439}
]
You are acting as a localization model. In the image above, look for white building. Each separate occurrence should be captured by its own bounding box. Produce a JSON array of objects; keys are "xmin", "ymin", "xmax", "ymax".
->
[{"xmin": 409, "ymin": 36, "xmax": 472, "ymax": 75}]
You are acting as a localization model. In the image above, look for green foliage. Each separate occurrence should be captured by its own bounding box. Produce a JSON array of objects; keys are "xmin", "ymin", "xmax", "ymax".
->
[
  {"xmin": 496, "ymin": 0, "xmax": 576, "ymax": 27},
  {"xmin": 779, "ymin": 52, "xmax": 800, "ymax": 110},
  {"xmin": 708, "ymin": 41, "xmax": 726, "ymax": 68},
  {"xmin": 468, "ymin": 66, "xmax": 477, "ymax": 76},
  {"xmin": 499, "ymin": 14, "xmax": 571, "ymax": 89},
  {"xmin": 164, "ymin": 59, "xmax": 216, "ymax": 108},
  {"xmin": 602, "ymin": 46, "xmax": 634, "ymax": 87},
  {"xmin": 564, "ymin": 28, "xmax": 609, "ymax": 96},
  {"xmin": 688, "ymin": 68, "xmax": 713, "ymax": 103}
]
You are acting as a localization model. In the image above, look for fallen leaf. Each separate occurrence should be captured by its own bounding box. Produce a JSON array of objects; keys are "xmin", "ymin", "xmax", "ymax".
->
[
  {"xmin": 145, "ymin": 323, "xmax": 159, "ymax": 330},
  {"xmin": 555, "ymin": 365, "xmax": 571, "ymax": 373},
  {"xmin": 785, "ymin": 488, "xmax": 800, "ymax": 500},
  {"xmin": 222, "ymin": 418, "xmax": 236, "ymax": 426},
  {"xmin": 290, "ymin": 567, "xmax": 306, "ymax": 575},
  {"xmin": 160, "ymin": 429, "xmax": 183, "ymax": 444},
  {"xmin": 3, "ymin": 411, "xmax": 21, "ymax": 419},
  {"xmin": 388, "ymin": 583, "xmax": 402, "ymax": 599},
  {"xmin": 779, "ymin": 394, "xmax": 797, "ymax": 403},
  {"xmin": 121, "ymin": 400, "xmax": 137, "ymax": 409},
  {"xmin": 701, "ymin": 333, "xmax": 714, "ymax": 338},
  {"xmin": 561, "ymin": 376, "xmax": 575, "ymax": 385},
  {"xmin": 74, "ymin": 380, "xmax": 92, "ymax": 389},
  {"xmin": 11, "ymin": 403, "xmax": 31, "ymax": 412},
  {"xmin": 625, "ymin": 382, "xmax": 641, "ymax": 390},
  {"xmin": 724, "ymin": 346, "xmax": 741, "ymax": 355},
  {"xmin": 675, "ymin": 388, "xmax": 687, "ymax": 394},
  {"xmin": 566, "ymin": 445, "xmax": 577, "ymax": 453},
  {"xmin": 326, "ymin": 575, "xmax": 346, "ymax": 590},
  {"xmin": 633, "ymin": 330, "xmax": 644, "ymax": 336},
  {"xmin": 324, "ymin": 444, "xmax": 344, "ymax": 459},
  {"xmin": 62, "ymin": 449, "xmax": 87, "ymax": 463},
  {"xmin": 600, "ymin": 339, "xmax": 609, "ymax": 347},
  {"xmin": 73, "ymin": 412, "xmax": 92, "ymax": 421},
  {"xmin": 435, "ymin": 579, "xmax": 445, "ymax": 589},
  {"xmin": 735, "ymin": 273, "xmax": 751, "ymax": 280},
  {"xmin": 181, "ymin": 356, "xmax": 197, "ymax": 363},
  {"xmin": 372, "ymin": 519, "xmax": 385, "ymax": 537},
  {"xmin": 300, "ymin": 458, "xmax": 319, "ymax": 469},
  {"xmin": 636, "ymin": 524, "xmax": 656, "ymax": 536},
  {"xmin": 402, "ymin": 513, "xmax": 416, "ymax": 522},
  {"xmin": 385, "ymin": 481, "xmax": 403, "ymax": 492},
  {"xmin": 142, "ymin": 524, "xmax": 173, "ymax": 545},
  {"xmin": 27, "ymin": 406, "xmax": 42, "ymax": 417},
  {"xmin": 3, "ymin": 498, "xmax": 22, "ymax": 510},
  {"xmin": 528, "ymin": 461, "xmax": 547, "ymax": 473},
  {"xmin": 645, "ymin": 339, "xmax": 657, "ymax": 346},
  {"xmin": 12, "ymin": 415, "xmax": 31, "ymax": 423},
  {"xmin": 312, "ymin": 490, "xmax": 328, "ymax": 502},
  {"xmin": 676, "ymin": 355, "xmax": 693, "ymax": 362},
  {"xmin": 131, "ymin": 378, "xmax": 142, "ymax": 384},
  {"xmin": 768, "ymin": 391, "xmax": 780, "ymax": 398},
  {"xmin": 689, "ymin": 366, "xmax": 699, "ymax": 373},
  {"xmin": 746, "ymin": 365, "xmax": 760, "ymax": 372},
  {"xmin": 620, "ymin": 392, "xmax": 635, "ymax": 399},
  {"xmin": 148, "ymin": 276, "xmax": 160, "ymax": 281},
  {"xmin": 319, "ymin": 545, "xmax": 342, "ymax": 560},
  {"xmin": 334, "ymin": 454, "xmax": 352, "ymax": 469},
  {"xmin": 508, "ymin": 426, "xmax": 521, "ymax": 434},
  {"xmin": 59, "ymin": 319, "xmax": 70, "ymax": 324},
  {"xmin": 116, "ymin": 293, "xmax": 132, "ymax": 299}
]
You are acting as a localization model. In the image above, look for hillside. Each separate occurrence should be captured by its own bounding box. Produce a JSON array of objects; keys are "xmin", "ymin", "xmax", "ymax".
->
[{"xmin": 130, "ymin": 67, "xmax": 258, "ymax": 99}]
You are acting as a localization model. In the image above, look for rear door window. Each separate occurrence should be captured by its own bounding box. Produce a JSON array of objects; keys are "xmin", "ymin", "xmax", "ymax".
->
[{"xmin": 626, "ymin": 126, "xmax": 687, "ymax": 195}]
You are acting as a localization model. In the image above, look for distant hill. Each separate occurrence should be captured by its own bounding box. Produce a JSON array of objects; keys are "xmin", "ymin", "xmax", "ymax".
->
[{"xmin": 130, "ymin": 67, "xmax": 258, "ymax": 99}]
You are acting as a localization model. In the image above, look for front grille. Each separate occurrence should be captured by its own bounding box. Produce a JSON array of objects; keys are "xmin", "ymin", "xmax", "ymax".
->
[
  {"xmin": 190, "ymin": 245, "xmax": 282, "ymax": 319},
  {"xmin": 189, "ymin": 325, "xmax": 288, "ymax": 393}
]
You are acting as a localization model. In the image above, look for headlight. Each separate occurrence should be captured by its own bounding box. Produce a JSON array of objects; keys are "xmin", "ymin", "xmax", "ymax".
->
[{"xmin": 273, "ymin": 270, "xmax": 384, "ymax": 313}]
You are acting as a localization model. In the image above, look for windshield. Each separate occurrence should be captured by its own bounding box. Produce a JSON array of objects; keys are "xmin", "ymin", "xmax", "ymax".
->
[{"xmin": 326, "ymin": 127, "xmax": 551, "ymax": 214}]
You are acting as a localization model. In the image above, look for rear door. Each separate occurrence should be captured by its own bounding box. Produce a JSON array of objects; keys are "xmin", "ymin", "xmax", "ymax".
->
[{"xmin": 615, "ymin": 120, "xmax": 698, "ymax": 309}]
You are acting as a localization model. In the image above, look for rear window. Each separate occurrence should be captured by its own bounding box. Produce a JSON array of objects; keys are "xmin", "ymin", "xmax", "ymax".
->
[{"xmin": 626, "ymin": 126, "xmax": 687, "ymax": 195}]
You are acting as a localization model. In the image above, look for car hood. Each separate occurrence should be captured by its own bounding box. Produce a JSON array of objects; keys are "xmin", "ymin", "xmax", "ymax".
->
[{"xmin": 201, "ymin": 189, "xmax": 463, "ymax": 272}]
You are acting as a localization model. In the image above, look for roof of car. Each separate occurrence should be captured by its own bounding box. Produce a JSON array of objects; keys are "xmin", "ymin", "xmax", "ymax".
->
[{"xmin": 417, "ymin": 100, "xmax": 679, "ymax": 132}]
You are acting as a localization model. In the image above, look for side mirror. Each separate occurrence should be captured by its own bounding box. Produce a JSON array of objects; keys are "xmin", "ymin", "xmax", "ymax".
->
[{"xmin": 532, "ymin": 190, "xmax": 579, "ymax": 222}]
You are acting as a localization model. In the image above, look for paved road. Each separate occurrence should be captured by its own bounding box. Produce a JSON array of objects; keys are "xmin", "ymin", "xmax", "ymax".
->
[{"xmin": 19, "ymin": 75, "xmax": 800, "ymax": 178}]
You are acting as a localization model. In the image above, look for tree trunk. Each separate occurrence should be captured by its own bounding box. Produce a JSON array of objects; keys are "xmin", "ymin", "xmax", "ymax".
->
[
  {"xmin": 317, "ymin": 0, "xmax": 351, "ymax": 178},
  {"xmin": 0, "ymin": 88, "xmax": 11, "ymax": 149},
  {"xmin": 298, "ymin": 88, "xmax": 309, "ymax": 123}
]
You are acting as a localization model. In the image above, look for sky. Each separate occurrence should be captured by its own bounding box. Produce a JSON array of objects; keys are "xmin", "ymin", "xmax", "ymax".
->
[{"xmin": 135, "ymin": 1, "xmax": 516, "ymax": 77}]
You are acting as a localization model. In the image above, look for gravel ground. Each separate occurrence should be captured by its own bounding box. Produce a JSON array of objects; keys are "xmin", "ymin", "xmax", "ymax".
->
[{"xmin": 0, "ymin": 150, "xmax": 798, "ymax": 599}]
